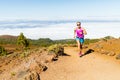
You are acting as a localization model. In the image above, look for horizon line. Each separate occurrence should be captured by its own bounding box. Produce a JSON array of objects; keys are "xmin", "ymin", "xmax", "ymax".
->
[{"xmin": 0, "ymin": 19, "xmax": 120, "ymax": 22}]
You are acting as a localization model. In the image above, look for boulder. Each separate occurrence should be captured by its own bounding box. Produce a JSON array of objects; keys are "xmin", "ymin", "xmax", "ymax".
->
[
  {"xmin": 24, "ymin": 71, "xmax": 40, "ymax": 80},
  {"xmin": 29, "ymin": 61, "xmax": 47, "ymax": 74}
]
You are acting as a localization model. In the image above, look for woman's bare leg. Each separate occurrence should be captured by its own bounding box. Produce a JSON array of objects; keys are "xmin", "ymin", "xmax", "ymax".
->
[
  {"xmin": 80, "ymin": 43, "xmax": 83, "ymax": 54},
  {"xmin": 76, "ymin": 40, "xmax": 80, "ymax": 51},
  {"xmin": 76, "ymin": 40, "xmax": 83, "ymax": 56}
]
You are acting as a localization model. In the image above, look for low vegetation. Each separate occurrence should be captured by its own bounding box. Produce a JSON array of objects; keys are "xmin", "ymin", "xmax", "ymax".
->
[
  {"xmin": 0, "ymin": 34, "xmax": 114, "ymax": 57},
  {"xmin": 48, "ymin": 44, "xmax": 64, "ymax": 56},
  {"xmin": 0, "ymin": 46, "xmax": 7, "ymax": 56},
  {"xmin": 30, "ymin": 38, "xmax": 54, "ymax": 47},
  {"xmin": 84, "ymin": 38, "xmax": 100, "ymax": 44}
]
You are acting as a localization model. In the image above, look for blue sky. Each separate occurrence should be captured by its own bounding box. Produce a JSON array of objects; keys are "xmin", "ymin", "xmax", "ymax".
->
[{"xmin": 0, "ymin": 0, "xmax": 120, "ymax": 20}]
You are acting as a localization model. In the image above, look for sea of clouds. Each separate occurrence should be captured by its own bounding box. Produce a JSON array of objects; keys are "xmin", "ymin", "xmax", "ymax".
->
[{"xmin": 0, "ymin": 20, "xmax": 120, "ymax": 40}]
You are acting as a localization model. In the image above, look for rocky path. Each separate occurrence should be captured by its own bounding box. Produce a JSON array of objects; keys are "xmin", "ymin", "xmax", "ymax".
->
[{"xmin": 40, "ymin": 47, "xmax": 120, "ymax": 80}]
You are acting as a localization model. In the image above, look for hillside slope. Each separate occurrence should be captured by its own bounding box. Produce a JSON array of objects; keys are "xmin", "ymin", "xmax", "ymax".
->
[{"xmin": 1, "ymin": 38, "xmax": 120, "ymax": 80}]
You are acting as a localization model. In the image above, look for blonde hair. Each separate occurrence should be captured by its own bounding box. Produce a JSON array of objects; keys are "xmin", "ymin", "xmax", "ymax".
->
[{"xmin": 76, "ymin": 22, "xmax": 81, "ymax": 26}]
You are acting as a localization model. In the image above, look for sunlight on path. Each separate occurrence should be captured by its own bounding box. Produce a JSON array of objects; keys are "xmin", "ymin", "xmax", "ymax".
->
[{"xmin": 41, "ymin": 47, "xmax": 120, "ymax": 80}]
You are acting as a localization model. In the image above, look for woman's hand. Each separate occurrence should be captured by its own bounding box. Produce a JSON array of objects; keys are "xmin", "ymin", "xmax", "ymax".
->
[{"xmin": 74, "ymin": 35, "xmax": 76, "ymax": 38}]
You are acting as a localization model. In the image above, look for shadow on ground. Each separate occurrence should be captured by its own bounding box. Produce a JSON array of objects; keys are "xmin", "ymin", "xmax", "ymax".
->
[
  {"xmin": 82, "ymin": 49, "xmax": 94, "ymax": 57},
  {"xmin": 61, "ymin": 53, "xmax": 70, "ymax": 56},
  {"xmin": 52, "ymin": 53, "xmax": 71, "ymax": 61}
]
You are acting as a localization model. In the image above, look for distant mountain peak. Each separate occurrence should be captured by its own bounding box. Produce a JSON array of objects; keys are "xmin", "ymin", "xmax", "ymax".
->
[{"xmin": 0, "ymin": 35, "xmax": 18, "ymax": 39}]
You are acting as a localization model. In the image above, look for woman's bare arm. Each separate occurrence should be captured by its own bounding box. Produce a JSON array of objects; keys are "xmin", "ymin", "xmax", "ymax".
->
[
  {"xmin": 74, "ymin": 28, "xmax": 77, "ymax": 38},
  {"xmin": 83, "ymin": 28, "xmax": 87, "ymax": 35}
]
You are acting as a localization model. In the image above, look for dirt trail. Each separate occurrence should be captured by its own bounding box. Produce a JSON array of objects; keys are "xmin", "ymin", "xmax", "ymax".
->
[{"xmin": 40, "ymin": 47, "xmax": 120, "ymax": 80}]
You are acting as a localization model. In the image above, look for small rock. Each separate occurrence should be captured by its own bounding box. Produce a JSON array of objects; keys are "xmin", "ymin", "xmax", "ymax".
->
[
  {"xmin": 45, "ymin": 54, "xmax": 57, "ymax": 63},
  {"xmin": 116, "ymin": 54, "xmax": 120, "ymax": 59},
  {"xmin": 107, "ymin": 51, "xmax": 116, "ymax": 56},
  {"xmin": 100, "ymin": 50, "xmax": 109, "ymax": 55}
]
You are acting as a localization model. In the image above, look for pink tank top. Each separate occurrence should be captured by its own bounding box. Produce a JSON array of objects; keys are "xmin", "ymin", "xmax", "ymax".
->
[{"xmin": 76, "ymin": 28, "xmax": 84, "ymax": 38}]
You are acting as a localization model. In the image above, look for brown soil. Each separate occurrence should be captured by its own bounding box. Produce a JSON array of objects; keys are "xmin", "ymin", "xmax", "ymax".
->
[{"xmin": 40, "ymin": 47, "xmax": 120, "ymax": 80}]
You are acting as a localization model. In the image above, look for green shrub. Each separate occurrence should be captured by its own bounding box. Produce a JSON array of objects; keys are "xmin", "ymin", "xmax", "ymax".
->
[
  {"xmin": 48, "ymin": 44, "xmax": 64, "ymax": 56},
  {"xmin": 0, "ymin": 46, "xmax": 7, "ymax": 56},
  {"xmin": 17, "ymin": 32, "xmax": 30, "ymax": 51}
]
